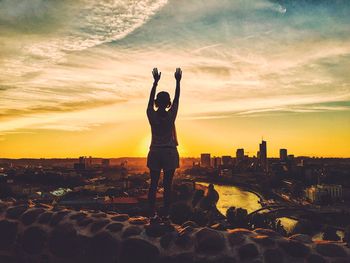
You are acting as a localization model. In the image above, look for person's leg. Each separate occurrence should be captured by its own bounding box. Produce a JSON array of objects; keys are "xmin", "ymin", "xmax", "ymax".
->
[
  {"xmin": 148, "ymin": 169, "xmax": 161, "ymax": 216},
  {"xmin": 163, "ymin": 169, "xmax": 175, "ymax": 215}
]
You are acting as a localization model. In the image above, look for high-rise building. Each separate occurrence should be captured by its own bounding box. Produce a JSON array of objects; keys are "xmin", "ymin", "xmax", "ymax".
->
[
  {"xmin": 259, "ymin": 140, "xmax": 267, "ymax": 170},
  {"xmin": 221, "ymin": 155, "xmax": 232, "ymax": 166},
  {"xmin": 236, "ymin": 148, "xmax": 244, "ymax": 161},
  {"xmin": 200, "ymin": 153, "xmax": 211, "ymax": 168},
  {"xmin": 75, "ymin": 156, "xmax": 92, "ymax": 170},
  {"xmin": 211, "ymin": 157, "xmax": 221, "ymax": 168},
  {"xmin": 280, "ymin": 149, "xmax": 288, "ymax": 162}
]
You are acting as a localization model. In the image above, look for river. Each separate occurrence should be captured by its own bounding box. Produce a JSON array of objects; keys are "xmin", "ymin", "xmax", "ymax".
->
[
  {"xmin": 197, "ymin": 182, "xmax": 261, "ymax": 214},
  {"xmin": 197, "ymin": 182, "xmax": 298, "ymax": 234},
  {"xmin": 197, "ymin": 182, "xmax": 344, "ymax": 240}
]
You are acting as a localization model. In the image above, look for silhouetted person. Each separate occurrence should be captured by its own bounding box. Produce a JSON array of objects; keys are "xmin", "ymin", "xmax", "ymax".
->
[
  {"xmin": 199, "ymin": 184, "xmax": 219, "ymax": 210},
  {"xmin": 147, "ymin": 67, "xmax": 182, "ymax": 217}
]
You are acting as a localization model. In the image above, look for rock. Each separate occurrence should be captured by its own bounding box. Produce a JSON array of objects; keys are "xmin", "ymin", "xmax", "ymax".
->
[
  {"xmin": 254, "ymin": 228, "xmax": 282, "ymax": 238},
  {"xmin": 238, "ymin": 243, "xmax": 259, "ymax": 260},
  {"xmin": 195, "ymin": 257, "xmax": 236, "ymax": 263},
  {"xmin": 91, "ymin": 212, "xmax": 107, "ymax": 218},
  {"xmin": 175, "ymin": 229, "xmax": 193, "ymax": 248},
  {"xmin": 145, "ymin": 222, "xmax": 174, "ymax": 238},
  {"xmin": 307, "ymin": 254, "xmax": 326, "ymax": 263},
  {"xmin": 123, "ymin": 226, "xmax": 142, "ymax": 238},
  {"xmin": 111, "ymin": 214, "xmax": 129, "ymax": 222},
  {"xmin": 264, "ymin": 248, "xmax": 284, "ymax": 263},
  {"xmin": 34, "ymin": 203, "xmax": 52, "ymax": 210},
  {"xmin": 0, "ymin": 220, "xmax": 18, "ymax": 250},
  {"xmin": 6, "ymin": 205, "xmax": 28, "ymax": 219},
  {"xmin": 106, "ymin": 222, "xmax": 124, "ymax": 232},
  {"xmin": 190, "ymin": 210, "xmax": 209, "ymax": 227},
  {"xmin": 78, "ymin": 218, "xmax": 94, "ymax": 227},
  {"xmin": 315, "ymin": 243, "xmax": 347, "ymax": 257},
  {"xmin": 120, "ymin": 238, "xmax": 159, "ymax": 263},
  {"xmin": 21, "ymin": 208, "xmax": 45, "ymax": 225},
  {"xmin": 49, "ymin": 223, "xmax": 79, "ymax": 258},
  {"xmin": 251, "ymin": 235, "xmax": 275, "ymax": 246},
  {"xmin": 331, "ymin": 259, "xmax": 350, "ymax": 263},
  {"xmin": 180, "ymin": 225, "xmax": 195, "ymax": 234},
  {"xmin": 40, "ymin": 254, "xmax": 50, "ymax": 263},
  {"xmin": 90, "ymin": 219, "xmax": 110, "ymax": 232},
  {"xmin": 210, "ymin": 223, "xmax": 227, "ymax": 231},
  {"xmin": 216, "ymin": 256, "xmax": 236, "ymax": 263},
  {"xmin": 0, "ymin": 255, "xmax": 15, "ymax": 263},
  {"xmin": 0, "ymin": 202, "xmax": 7, "ymax": 213},
  {"xmin": 195, "ymin": 227, "xmax": 225, "ymax": 254},
  {"xmin": 159, "ymin": 253, "xmax": 194, "ymax": 263},
  {"xmin": 84, "ymin": 232, "xmax": 119, "ymax": 263},
  {"xmin": 289, "ymin": 234, "xmax": 312, "ymax": 244},
  {"xmin": 21, "ymin": 226, "xmax": 47, "ymax": 254},
  {"xmin": 169, "ymin": 202, "xmax": 193, "ymax": 225},
  {"xmin": 50, "ymin": 210, "xmax": 70, "ymax": 226},
  {"xmin": 38, "ymin": 212, "xmax": 53, "ymax": 224},
  {"xmin": 279, "ymin": 239, "xmax": 310, "ymax": 257},
  {"xmin": 160, "ymin": 233, "xmax": 175, "ymax": 249},
  {"xmin": 227, "ymin": 228, "xmax": 252, "ymax": 246},
  {"xmin": 70, "ymin": 212, "xmax": 87, "ymax": 221},
  {"xmin": 182, "ymin": 221, "xmax": 199, "ymax": 229},
  {"xmin": 129, "ymin": 216, "xmax": 149, "ymax": 225},
  {"xmin": 228, "ymin": 228, "xmax": 254, "ymax": 235}
]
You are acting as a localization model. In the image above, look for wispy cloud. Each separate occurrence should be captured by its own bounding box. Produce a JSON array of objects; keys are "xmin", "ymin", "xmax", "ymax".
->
[{"xmin": 0, "ymin": 0, "xmax": 349, "ymax": 134}]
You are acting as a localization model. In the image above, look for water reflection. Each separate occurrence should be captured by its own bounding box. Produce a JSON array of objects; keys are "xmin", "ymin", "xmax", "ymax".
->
[
  {"xmin": 197, "ymin": 182, "xmax": 297, "ymax": 234},
  {"xmin": 278, "ymin": 217, "xmax": 298, "ymax": 233},
  {"xmin": 196, "ymin": 182, "xmax": 344, "ymax": 239},
  {"xmin": 197, "ymin": 182, "xmax": 261, "ymax": 214}
]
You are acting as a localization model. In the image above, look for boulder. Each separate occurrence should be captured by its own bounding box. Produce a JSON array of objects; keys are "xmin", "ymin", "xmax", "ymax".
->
[
  {"xmin": 111, "ymin": 214, "xmax": 129, "ymax": 222},
  {"xmin": 0, "ymin": 219, "xmax": 18, "ymax": 250},
  {"xmin": 315, "ymin": 243, "xmax": 347, "ymax": 258},
  {"xmin": 279, "ymin": 239, "xmax": 310, "ymax": 258},
  {"xmin": 264, "ymin": 248, "xmax": 284, "ymax": 263},
  {"xmin": 238, "ymin": 243, "xmax": 259, "ymax": 260},
  {"xmin": 195, "ymin": 227, "xmax": 225, "ymax": 254},
  {"xmin": 120, "ymin": 238, "xmax": 159, "ymax": 263},
  {"xmin": 21, "ymin": 226, "xmax": 47, "ymax": 254},
  {"xmin": 21, "ymin": 208, "xmax": 45, "ymax": 225},
  {"xmin": 49, "ymin": 223, "xmax": 79, "ymax": 258}
]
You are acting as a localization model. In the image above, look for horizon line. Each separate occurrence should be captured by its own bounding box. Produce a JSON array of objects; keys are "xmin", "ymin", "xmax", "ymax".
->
[{"xmin": 1, "ymin": 156, "xmax": 350, "ymax": 160}]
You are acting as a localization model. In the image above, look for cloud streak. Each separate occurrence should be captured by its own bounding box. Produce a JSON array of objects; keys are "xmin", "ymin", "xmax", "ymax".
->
[{"xmin": 0, "ymin": 0, "xmax": 349, "ymax": 134}]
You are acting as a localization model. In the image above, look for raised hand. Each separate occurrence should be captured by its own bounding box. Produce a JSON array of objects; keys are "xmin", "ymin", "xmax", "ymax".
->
[
  {"xmin": 174, "ymin": 68, "xmax": 182, "ymax": 82},
  {"xmin": 152, "ymin": 68, "xmax": 161, "ymax": 83}
]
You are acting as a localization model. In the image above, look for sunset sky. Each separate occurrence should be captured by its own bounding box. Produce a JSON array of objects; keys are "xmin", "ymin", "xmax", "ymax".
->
[{"xmin": 0, "ymin": 0, "xmax": 350, "ymax": 158}]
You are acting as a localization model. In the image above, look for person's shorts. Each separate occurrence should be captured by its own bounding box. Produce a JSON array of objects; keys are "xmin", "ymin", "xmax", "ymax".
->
[{"xmin": 147, "ymin": 147, "xmax": 179, "ymax": 171}]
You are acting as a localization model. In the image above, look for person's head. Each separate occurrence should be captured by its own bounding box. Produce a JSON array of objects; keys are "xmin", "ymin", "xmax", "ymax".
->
[
  {"xmin": 155, "ymin": 91, "xmax": 171, "ymax": 109},
  {"xmin": 208, "ymin": 184, "xmax": 214, "ymax": 191}
]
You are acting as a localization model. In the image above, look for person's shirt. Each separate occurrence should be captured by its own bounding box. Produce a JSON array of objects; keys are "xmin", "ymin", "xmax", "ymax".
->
[{"xmin": 147, "ymin": 102, "xmax": 178, "ymax": 148}]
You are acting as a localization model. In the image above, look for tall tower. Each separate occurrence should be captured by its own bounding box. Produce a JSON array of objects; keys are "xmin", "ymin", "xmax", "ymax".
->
[
  {"xmin": 259, "ymin": 140, "xmax": 267, "ymax": 171},
  {"xmin": 236, "ymin": 148, "xmax": 244, "ymax": 161}
]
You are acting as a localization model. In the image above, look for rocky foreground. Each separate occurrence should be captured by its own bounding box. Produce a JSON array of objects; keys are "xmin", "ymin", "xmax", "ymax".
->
[{"xmin": 0, "ymin": 201, "xmax": 349, "ymax": 263}]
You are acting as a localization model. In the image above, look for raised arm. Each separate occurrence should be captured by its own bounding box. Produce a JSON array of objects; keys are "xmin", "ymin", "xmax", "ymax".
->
[
  {"xmin": 147, "ymin": 68, "xmax": 161, "ymax": 111},
  {"xmin": 173, "ymin": 68, "xmax": 182, "ymax": 105},
  {"xmin": 170, "ymin": 68, "xmax": 182, "ymax": 120}
]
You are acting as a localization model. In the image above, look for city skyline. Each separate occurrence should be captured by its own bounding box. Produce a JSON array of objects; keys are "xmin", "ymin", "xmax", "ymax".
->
[
  {"xmin": 1, "ymin": 138, "xmax": 349, "ymax": 159},
  {"xmin": 1, "ymin": 0, "xmax": 350, "ymax": 158}
]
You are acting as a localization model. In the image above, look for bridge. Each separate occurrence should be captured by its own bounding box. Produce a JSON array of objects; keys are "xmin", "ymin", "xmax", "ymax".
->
[
  {"xmin": 248, "ymin": 205, "xmax": 303, "ymax": 216},
  {"xmin": 248, "ymin": 205, "xmax": 349, "ymax": 223}
]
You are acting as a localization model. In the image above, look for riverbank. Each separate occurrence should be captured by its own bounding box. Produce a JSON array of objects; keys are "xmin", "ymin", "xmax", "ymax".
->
[
  {"xmin": 194, "ymin": 178, "xmax": 267, "ymax": 204},
  {"xmin": 195, "ymin": 181, "xmax": 263, "ymax": 215}
]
